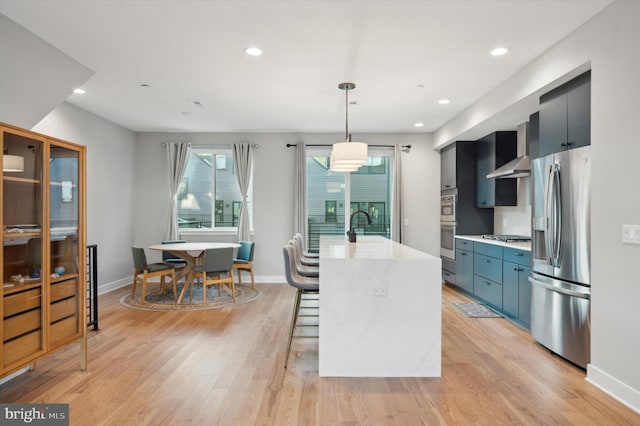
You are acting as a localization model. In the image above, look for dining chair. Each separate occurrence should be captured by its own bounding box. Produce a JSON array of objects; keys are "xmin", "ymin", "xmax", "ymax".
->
[
  {"xmin": 292, "ymin": 235, "xmax": 319, "ymax": 267},
  {"xmin": 288, "ymin": 240, "xmax": 319, "ymax": 277},
  {"xmin": 192, "ymin": 247, "xmax": 235, "ymax": 306},
  {"xmin": 161, "ymin": 239, "xmax": 187, "ymax": 268},
  {"xmin": 233, "ymin": 240, "xmax": 255, "ymax": 289},
  {"xmin": 282, "ymin": 243, "xmax": 319, "ymax": 368},
  {"xmin": 131, "ymin": 246, "xmax": 176, "ymax": 304}
]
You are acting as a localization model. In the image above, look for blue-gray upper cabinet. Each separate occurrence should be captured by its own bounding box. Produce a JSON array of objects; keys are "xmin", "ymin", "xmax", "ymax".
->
[
  {"xmin": 476, "ymin": 131, "xmax": 517, "ymax": 207},
  {"xmin": 440, "ymin": 144, "xmax": 456, "ymax": 191},
  {"xmin": 538, "ymin": 70, "xmax": 591, "ymax": 159}
]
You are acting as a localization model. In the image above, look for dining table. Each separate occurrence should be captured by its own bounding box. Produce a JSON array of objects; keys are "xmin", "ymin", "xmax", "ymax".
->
[{"xmin": 148, "ymin": 242, "xmax": 241, "ymax": 303}]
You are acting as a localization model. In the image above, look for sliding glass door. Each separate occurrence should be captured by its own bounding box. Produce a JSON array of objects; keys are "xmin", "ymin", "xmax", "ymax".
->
[{"xmin": 306, "ymin": 147, "xmax": 393, "ymax": 252}]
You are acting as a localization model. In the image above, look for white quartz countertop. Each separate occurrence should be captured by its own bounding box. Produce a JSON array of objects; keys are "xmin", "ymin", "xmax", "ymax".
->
[
  {"xmin": 456, "ymin": 235, "xmax": 531, "ymax": 251},
  {"xmin": 320, "ymin": 235, "xmax": 437, "ymax": 260}
]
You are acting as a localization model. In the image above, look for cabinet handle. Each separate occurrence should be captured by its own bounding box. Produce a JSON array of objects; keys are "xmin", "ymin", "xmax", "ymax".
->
[
  {"xmin": 513, "ymin": 267, "xmax": 519, "ymax": 271},
  {"xmin": 480, "ymin": 201, "xmax": 487, "ymax": 205},
  {"xmin": 484, "ymin": 281, "xmax": 491, "ymax": 286},
  {"xmin": 560, "ymin": 142, "xmax": 567, "ymax": 147},
  {"xmin": 515, "ymin": 253, "xmax": 523, "ymax": 257},
  {"xmin": 566, "ymin": 141, "xmax": 574, "ymax": 147},
  {"xmin": 445, "ymin": 185, "xmax": 451, "ymax": 188},
  {"xmin": 484, "ymin": 259, "xmax": 490, "ymax": 263},
  {"xmin": 460, "ymin": 252, "xmax": 466, "ymax": 256}
]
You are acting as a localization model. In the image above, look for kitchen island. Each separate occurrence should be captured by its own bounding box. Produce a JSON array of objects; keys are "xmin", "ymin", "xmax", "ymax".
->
[{"xmin": 319, "ymin": 235, "xmax": 442, "ymax": 377}]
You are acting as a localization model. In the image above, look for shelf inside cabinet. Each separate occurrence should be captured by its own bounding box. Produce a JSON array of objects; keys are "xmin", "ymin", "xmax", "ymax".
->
[
  {"xmin": 3, "ymin": 280, "xmax": 42, "ymax": 295},
  {"xmin": 3, "ymin": 231, "xmax": 41, "ymax": 238},
  {"xmin": 3, "ymin": 176, "xmax": 41, "ymax": 184},
  {"xmin": 50, "ymin": 273, "xmax": 79, "ymax": 284}
]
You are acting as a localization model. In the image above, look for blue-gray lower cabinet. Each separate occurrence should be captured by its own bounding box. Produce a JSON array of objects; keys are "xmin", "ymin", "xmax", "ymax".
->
[
  {"xmin": 503, "ymin": 248, "xmax": 532, "ymax": 326},
  {"xmin": 473, "ymin": 275, "xmax": 502, "ymax": 309},
  {"xmin": 455, "ymin": 248, "xmax": 473, "ymax": 293}
]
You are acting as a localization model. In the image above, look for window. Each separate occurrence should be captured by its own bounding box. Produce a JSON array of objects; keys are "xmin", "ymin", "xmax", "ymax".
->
[
  {"xmin": 305, "ymin": 148, "xmax": 393, "ymax": 252},
  {"xmin": 178, "ymin": 149, "xmax": 252, "ymax": 231}
]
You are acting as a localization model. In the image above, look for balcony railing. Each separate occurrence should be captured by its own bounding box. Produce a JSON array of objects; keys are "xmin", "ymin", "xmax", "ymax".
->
[
  {"xmin": 306, "ymin": 215, "xmax": 390, "ymax": 253},
  {"xmin": 177, "ymin": 214, "xmax": 238, "ymax": 228}
]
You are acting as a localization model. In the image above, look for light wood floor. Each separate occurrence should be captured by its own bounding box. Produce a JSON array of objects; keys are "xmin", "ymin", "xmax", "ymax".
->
[{"xmin": 1, "ymin": 283, "xmax": 638, "ymax": 425}]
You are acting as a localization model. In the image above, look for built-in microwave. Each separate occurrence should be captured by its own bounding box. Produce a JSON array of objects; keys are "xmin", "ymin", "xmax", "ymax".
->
[{"xmin": 440, "ymin": 194, "xmax": 456, "ymax": 223}]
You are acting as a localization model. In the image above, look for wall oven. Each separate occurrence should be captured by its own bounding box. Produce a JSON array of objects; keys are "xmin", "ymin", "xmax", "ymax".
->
[
  {"xmin": 440, "ymin": 193, "xmax": 456, "ymax": 259},
  {"xmin": 440, "ymin": 222, "xmax": 456, "ymax": 259}
]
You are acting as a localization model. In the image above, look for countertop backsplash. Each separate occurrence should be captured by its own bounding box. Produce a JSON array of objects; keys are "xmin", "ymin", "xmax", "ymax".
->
[{"xmin": 494, "ymin": 176, "xmax": 532, "ymax": 236}]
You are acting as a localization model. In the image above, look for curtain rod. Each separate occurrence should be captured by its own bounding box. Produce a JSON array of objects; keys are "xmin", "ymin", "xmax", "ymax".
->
[
  {"xmin": 286, "ymin": 143, "xmax": 411, "ymax": 149},
  {"xmin": 160, "ymin": 143, "xmax": 259, "ymax": 148}
]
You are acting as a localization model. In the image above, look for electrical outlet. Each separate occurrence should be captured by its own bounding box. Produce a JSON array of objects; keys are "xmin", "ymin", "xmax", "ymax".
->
[
  {"xmin": 372, "ymin": 287, "xmax": 388, "ymax": 297},
  {"xmin": 622, "ymin": 224, "xmax": 640, "ymax": 245}
]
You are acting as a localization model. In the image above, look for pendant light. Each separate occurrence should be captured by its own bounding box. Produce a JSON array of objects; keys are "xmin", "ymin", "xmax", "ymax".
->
[{"xmin": 330, "ymin": 82, "xmax": 367, "ymax": 171}]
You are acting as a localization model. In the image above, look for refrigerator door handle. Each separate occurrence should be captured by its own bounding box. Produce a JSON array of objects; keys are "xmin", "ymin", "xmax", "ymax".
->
[
  {"xmin": 551, "ymin": 163, "xmax": 562, "ymax": 266},
  {"xmin": 528, "ymin": 276, "xmax": 590, "ymax": 299},
  {"xmin": 544, "ymin": 164, "xmax": 554, "ymax": 264}
]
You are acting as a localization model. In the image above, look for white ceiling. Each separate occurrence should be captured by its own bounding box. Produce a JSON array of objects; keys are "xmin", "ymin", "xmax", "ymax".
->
[{"xmin": 0, "ymin": 0, "xmax": 612, "ymax": 134}]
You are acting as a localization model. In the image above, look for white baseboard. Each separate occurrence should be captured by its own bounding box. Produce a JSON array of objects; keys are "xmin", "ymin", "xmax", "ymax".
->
[
  {"xmin": 97, "ymin": 276, "xmax": 133, "ymax": 295},
  {"xmin": 586, "ymin": 363, "xmax": 640, "ymax": 414},
  {"xmin": 96, "ymin": 275, "xmax": 285, "ymax": 296}
]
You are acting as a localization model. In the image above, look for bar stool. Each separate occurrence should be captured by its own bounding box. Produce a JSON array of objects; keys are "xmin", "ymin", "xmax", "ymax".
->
[{"xmin": 282, "ymin": 244, "xmax": 319, "ymax": 368}]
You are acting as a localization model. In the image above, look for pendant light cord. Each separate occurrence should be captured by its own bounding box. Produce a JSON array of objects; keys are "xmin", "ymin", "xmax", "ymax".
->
[{"xmin": 345, "ymin": 85, "xmax": 350, "ymax": 142}]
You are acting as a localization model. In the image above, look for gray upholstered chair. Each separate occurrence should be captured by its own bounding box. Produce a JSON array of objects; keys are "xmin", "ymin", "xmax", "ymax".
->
[
  {"xmin": 161, "ymin": 239, "xmax": 187, "ymax": 268},
  {"xmin": 292, "ymin": 235, "xmax": 319, "ymax": 267},
  {"xmin": 283, "ymin": 244, "xmax": 319, "ymax": 368},
  {"xmin": 192, "ymin": 247, "xmax": 235, "ymax": 306},
  {"xmin": 131, "ymin": 246, "xmax": 176, "ymax": 304},
  {"xmin": 293, "ymin": 233, "xmax": 319, "ymax": 259},
  {"xmin": 288, "ymin": 240, "xmax": 319, "ymax": 277},
  {"xmin": 233, "ymin": 240, "xmax": 255, "ymax": 288}
]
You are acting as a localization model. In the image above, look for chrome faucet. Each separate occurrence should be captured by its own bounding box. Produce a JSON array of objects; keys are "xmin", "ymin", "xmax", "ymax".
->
[{"xmin": 347, "ymin": 210, "xmax": 372, "ymax": 243}]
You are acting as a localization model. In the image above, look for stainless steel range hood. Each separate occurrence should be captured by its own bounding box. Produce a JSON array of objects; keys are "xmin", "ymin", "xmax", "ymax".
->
[{"xmin": 486, "ymin": 122, "xmax": 530, "ymax": 179}]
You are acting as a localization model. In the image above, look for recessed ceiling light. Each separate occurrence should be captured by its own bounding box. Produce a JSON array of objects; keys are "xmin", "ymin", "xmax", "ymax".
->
[
  {"xmin": 414, "ymin": 122, "xmax": 424, "ymax": 128},
  {"xmin": 438, "ymin": 98, "xmax": 450, "ymax": 105},
  {"xmin": 245, "ymin": 46, "xmax": 262, "ymax": 56},
  {"xmin": 490, "ymin": 47, "xmax": 509, "ymax": 56},
  {"xmin": 140, "ymin": 83, "xmax": 150, "ymax": 87},
  {"xmin": 416, "ymin": 84, "xmax": 424, "ymax": 88},
  {"xmin": 73, "ymin": 88, "xmax": 85, "ymax": 95},
  {"xmin": 190, "ymin": 100, "xmax": 204, "ymax": 107}
]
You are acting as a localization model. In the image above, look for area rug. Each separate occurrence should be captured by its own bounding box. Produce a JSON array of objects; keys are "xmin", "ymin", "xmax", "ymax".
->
[
  {"xmin": 120, "ymin": 283, "xmax": 260, "ymax": 312},
  {"xmin": 453, "ymin": 303, "xmax": 502, "ymax": 318}
]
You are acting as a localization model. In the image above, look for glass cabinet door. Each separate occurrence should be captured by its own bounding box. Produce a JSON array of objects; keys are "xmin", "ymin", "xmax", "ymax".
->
[
  {"xmin": 2, "ymin": 129, "xmax": 45, "ymax": 368},
  {"xmin": 49, "ymin": 144, "xmax": 81, "ymax": 347}
]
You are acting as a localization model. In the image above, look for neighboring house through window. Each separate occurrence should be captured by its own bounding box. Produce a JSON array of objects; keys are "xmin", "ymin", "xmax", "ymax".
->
[{"xmin": 177, "ymin": 148, "xmax": 252, "ymax": 231}]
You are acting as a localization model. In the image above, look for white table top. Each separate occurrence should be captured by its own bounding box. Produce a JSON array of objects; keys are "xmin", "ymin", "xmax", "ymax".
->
[
  {"xmin": 319, "ymin": 235, "xmax": 437, "ymax": 260},
  {"xmin": 149, "ymin": 242, "xmax": 241, "ymax": 251}
]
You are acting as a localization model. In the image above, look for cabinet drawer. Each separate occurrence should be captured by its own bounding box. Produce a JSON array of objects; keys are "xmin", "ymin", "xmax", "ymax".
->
[
  {"xmin": 474, "ymin": 242, "xmax": 503, "ymax": 258},
  {"xmin": 3, "ymin": 288, "xmax": 42, "ymax": 317},
  {"xmin": 456, "ymin": 238, "xmax": 473, "ymax": 250},
  {"xmin": 473, "ymin": 275, "xmax": 503, "ymax": 308},
  {"xmin": 50, "ymin": 296, "xmax": 78, "ymax": 323},
  {"xmin": 474, "ymin": 253, "xmax": 502, "ymax": 283},
  {"xmin": 503, "ymin": 248, "xmax": 530, "ymax": 266},
  {"xmin": 51, "ymin": 279, "xmax": 77, "ymax": 303},
  {"xmin": 442, "ymin": 269, "xmax": 456, "ymax": 285},
  {"xmin": 50, "ymin": 316, "xmax": 79, "ymax": 346},
  {"xmin": 3, "ymin": 308, "xmax": 41, "ymax": 341},
  {"xmin": 3, "ymin": 330, "xmax": 42, "ymax": 367}
]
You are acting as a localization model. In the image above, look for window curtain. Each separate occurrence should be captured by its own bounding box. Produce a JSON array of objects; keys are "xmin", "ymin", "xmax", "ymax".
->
[
  {"xmin": 293, "ymin": 143, "xmax": 307, "ymax": 246},
  {"xmin": 166, "ymin": 142, "xmax": 191, "ymax": 240},
  {"xmin": 391, "ymin": 144, "xmax": 404, "ymax": 243},
  {"xmin": 232, "ymin": 143, "xmax": 253, "ymax": 242}
]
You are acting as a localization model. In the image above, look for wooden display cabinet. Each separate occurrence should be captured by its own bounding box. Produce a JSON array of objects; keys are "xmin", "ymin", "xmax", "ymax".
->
[{"xmin": 1, "ymin": 122, "xmax": 87, "ymax": 378}]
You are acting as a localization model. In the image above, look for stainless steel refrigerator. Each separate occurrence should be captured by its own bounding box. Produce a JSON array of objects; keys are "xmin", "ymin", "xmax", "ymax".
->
[{"xmin": 530, "ymin": 145, "xmax": 591, "ymax": 368}]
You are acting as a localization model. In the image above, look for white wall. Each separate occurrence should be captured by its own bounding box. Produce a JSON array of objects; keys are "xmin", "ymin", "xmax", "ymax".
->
[
  {"xmin": 133, "ymin": 132, "xmax": 438, "ymax": 279},
  {"xmin": 435, "ymin": 0, "xmax": 640, "ymax": 412},
  {"xmin": 33, "ymin": 102, "xmax": 136, "ymax": 292}
]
